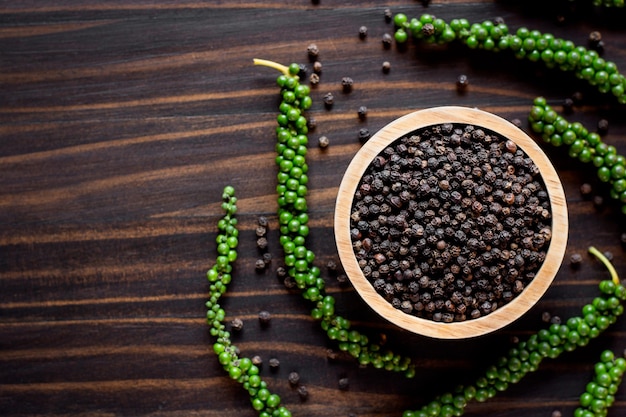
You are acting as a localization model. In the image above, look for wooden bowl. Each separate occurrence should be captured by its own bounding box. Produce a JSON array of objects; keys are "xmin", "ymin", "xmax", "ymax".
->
[{"xmin": 334, "ymin": 106, "xmax": 568, "ymax": 339}]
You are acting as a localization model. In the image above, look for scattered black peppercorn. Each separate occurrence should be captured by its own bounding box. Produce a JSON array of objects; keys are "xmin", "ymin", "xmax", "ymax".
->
[
  {"xmin": 456, "ymin": 74, "xmax": 469, "ymax": 92},
  {"xmin": 230, "ymin": 318, "xmax": 244, "ymax": 331},
  {"xmin": 357, "ymin": 106, "xmax": 368, "ymax": 120},
  {"xmin": 309, "ymin": 73, "xmax": 320, "ymax": 86},
  {"xmin": 269, "ymin": 357, "xmax": 280, "ymax": 371},
  {"xmin": 588, "ymin": 31, "xmax": 602, "ymax": 49},
  {"xmin": 541, "ymin": 311, "xmax": 552, "ymax": 323},
  {"xmin": 255, "ymin": 258, "xmax": 267, "ymax": 271},
  {"xmin": 318, "ymin": 135, "xmax": 330, "ymax": 149},
  {"xmin": 276, "ymin": 265, "xmax": 287, "ymax": 279},
  {"xmin": 597, "ymin": 118, "xmax": 609, "ymax": 135},
  {"xmin": 382, "ymin": 33, "xmax": 393, "ymax": 49},
  {"xmin": 258, "ymin": 310, "xmax": 271, "ymax": 326},
  {"xmin": 298, "ymin": 64, "xmax": 308, "ymax": 76},
  {"xmin": 313, "ymin": 61, "xmax": 322, "ymax": 74},
  {"xmin": 251, "ymin": 355, "xmax": 263, "ymax": 367},
  {"xmin": 359, "ymin": 25, "xmax": 368, "ymax": 39},
  {"xmin": 510, "ymin": 118, "xmax": 522, "ymax": 128},
  {"xmin": 297, "ymin": 385, "xmax": 309, "ymax": 401},
  {"xmin": 257, "ymin": 236, "xmax": 268, "ymax": 250},
  {"xmin": 336, "ymin": 273, "xmax": 349, "ymax": 286},
  {"xmin": 621, "ymin": 232, "xmax": 626, "ymax": 245},
  {"xmin": 307, "ymin": 43, "xmax": 319, "ymax": 62},
  {"xmin": 258, "ymin": 216, "xmax": 269, "ymax": 228},
  {"xmin": 384, "ymin": 8, "xmax": 392, "ymax": 23},
  {"xmin": 593, "ymin": 195, "xmax": 604, "ymax": 209},
  {"xmin": 342, "ymin": 77, "xmax": 354, "ymax": 93},
  {"xmin": 562, "ymin": 97, "xmax": 574, "ymax": 114},
  {"xmin": 288, "ymin": 371, "xmax": 301, "ymax": 386},
  {"xmin": 382, "ymin": 61, "xmax": 391, "ymax": 73},
  {"xmin": 307, "ymin": 117, "xmax": 317, "ymax": 131},
  {"xmin": 358, "ymin": 128, "xmax": 371, "ymax": 143},
  {"xmin": 256, "ymin": 226, "xmax": 267, "ymax": 237},
  {"xmin": 338, "ymin": 377, "xmax": 349, "ymax": 390},
  {"xmin": 551, "ymin": 410, "xmax": 563, "ymax": 417},
  {"xmin": 262, "ymin": 252, "xmax": 272, "ymax": 265},
  {"xmin": 570, "ymin": 253, "xmax": 583, "ymax": 267},
  {"xmin": 323, "ymin": 92, "xmax": 334, "ymax": 109},
  {"xmin": 604, "ymin": 251, "xmax": 614, "ymax": 262},
  {"xmin": 571, "ymin": 91, "xmax": 584, "ymax": 105},
  {"xmin": 580, "ymin": 183, "xmax": 593, "ymax": 199}
]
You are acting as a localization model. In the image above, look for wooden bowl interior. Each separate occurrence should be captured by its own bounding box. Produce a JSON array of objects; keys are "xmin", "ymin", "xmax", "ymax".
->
[{"xmin": 334, "ymin": 106, "xmax": 568, "ymax": 339}]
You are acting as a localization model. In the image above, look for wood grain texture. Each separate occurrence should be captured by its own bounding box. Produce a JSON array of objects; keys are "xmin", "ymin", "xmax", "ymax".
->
[{"xmin": 1, "ymin": 1, "xmax": 626, "ymax": 416}]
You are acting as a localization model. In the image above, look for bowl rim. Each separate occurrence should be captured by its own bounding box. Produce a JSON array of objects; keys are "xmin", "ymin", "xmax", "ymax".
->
[{"xmin": 334, "ymin": 106, "xmax": 569, "ymax": 339}]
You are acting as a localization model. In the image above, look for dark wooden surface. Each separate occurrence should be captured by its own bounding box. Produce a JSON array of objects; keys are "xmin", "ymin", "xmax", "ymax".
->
[{"xmin": 2, "ymin": 1, "xmax": 626, "ymax": 416}]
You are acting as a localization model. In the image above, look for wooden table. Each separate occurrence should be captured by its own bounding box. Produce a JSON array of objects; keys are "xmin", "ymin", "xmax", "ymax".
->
[{"xmin": 2, "ymin": 1, "xmax": 626, "ymax": 416}]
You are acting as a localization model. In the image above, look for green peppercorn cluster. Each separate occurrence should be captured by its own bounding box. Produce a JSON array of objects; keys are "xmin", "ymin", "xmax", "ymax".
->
[
  {"xmin": 392, "ymin": 13, "xmax": 626, "ymax": 104},
  {"xmin": 575, "ymin": 349, "xmax": 626, "ymax": 417},
  {"xmin": 206, "ymin": 187, "xmax": 292, "ymax": 417},
  {"xmin": 528, "ymin": 97, "xmax": 626, "ymax": 215},
  {"xmin": 572, "ymin": 0, "xmax": 625, "ymax": 7},
  {"xmin": 261, "ymin": 59, "xmax": 417, "ymax": 378},
  {"xmin": 402, "ymin": 252, "xmax": 625, "ymax": 417}
]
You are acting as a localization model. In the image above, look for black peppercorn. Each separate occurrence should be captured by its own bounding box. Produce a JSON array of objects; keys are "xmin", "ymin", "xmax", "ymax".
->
[
  {"xmin": 382, "ymin": 33, "xmax": 393, "ymax": 49},
  {"xmin": 269, "ymin": 357, "xmax": 280, "ymax": 371},
  {"xmin": 312, "ymin": 61, "xmax": 322, "ymax": 74},
  {"xmin": 288, "ymin": 371, "xmax": 300, "ymax": 386},
  {"xmin": 341, "ymin": 77, "xmax": 354, "ymax": 93},
  {"xmin": 297, "ymin": 385, "xmax": 309, "ymax": 401},
  {"xmin": 597, "ymin": 118, "xmax": 609, "ymax": 135},
  {"xmin": 255, "ymin": 259, "xmax": 266, "ymax": 271},
  {"xmin": 422, "ymin": 23, "xmax": 435, "ymax": 37},
  {"xmin": 230, "ymin": 318, "xmax": 244, "ymax": 331},
  {"xmin": 456, "ymin": 74, "xmax": 469, "ymax": 92},
  {"xmin": 588, "ymin": 31, "xmax": 602, "ymax": 48},
  {"xmin": 318, "ymin": 135, "xmax": 330, "ymax": 149},
  {"xmin": 306, "ymin": 43, "xmax": 319, "ymax": 61},
  {"xmin": 258, "ymin": 310, "xmax": 271, "ymax": 326},
  {"xmin": 580, "ymin": 183, "xmax": 593, "ymax": 199},
  {"xmin": 257, "ymin": 237, "xmax": 268, "ymax": 250},
  {"xmin": 384, "ymin": 8, "xmax": 392, "ymax": 23},
  {"xmin": 323, "ymin": 92, "xmax": 334, "ymax": 109},
  {"xmin": 357, "ymin": 105, "xmax": 368, "ymax": 120},
  {"xmin": 251, "ymin": 355, "xmax": 263, "ymax": 367},
  {"xmin": 563, "ymin": 97, "xmax": 574, "ymax": 114},
  {"xmin": 338, "ymin": 377, "xmax": 349, "ymax": 390},
  {"xmin": 359, "ymin": 25, "xmax": 368, "ymax": 39},
  {"xmin": 309, "ymin": 73, "xmax": 320, "ymax": 86},
  {"xmin": 358, "ymin": 128, "xmax": 371, "ymax": 143},
  {"xmin": 382, "ymin": 61, "xmax": 391, "ymax": 73}
]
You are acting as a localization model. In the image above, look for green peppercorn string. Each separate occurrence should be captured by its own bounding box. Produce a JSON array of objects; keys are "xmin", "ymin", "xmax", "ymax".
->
[
  {"xmin": 206, "ymin": 186, "xmax": 292, "ymax": 417},
  {"xmin": 574, "ymin": 349, "xmax": 626, "ymax": 417},
  {"xmin": 392, "ymin": 13, "xmax": 626, "ymax": 104},
  {"xmin": 528, "ymin": 97, "xmax": 626, "ymax": 215},
  {"xmin": 572, "ymin": 0, "xmax": 625, "ymax": 7},
  {"xmin": 254, "ymin": 58, "xmax": 417, "ymax": 377}
]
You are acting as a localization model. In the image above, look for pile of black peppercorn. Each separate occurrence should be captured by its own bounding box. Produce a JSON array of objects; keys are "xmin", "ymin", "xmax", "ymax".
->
[{"xmin": 349, "ymin": 123, "xmax": 553, "ymax": 323}]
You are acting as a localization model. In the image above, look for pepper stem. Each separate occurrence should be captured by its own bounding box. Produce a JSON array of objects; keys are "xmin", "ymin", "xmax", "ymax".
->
[
  {"xmin": 588, "ymin": 246, "xmax": 620, "ymax": 285},
  {"xmin": 253, "ymin": 58, "xmax": 292, "ymax": 77}
]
